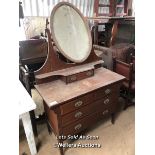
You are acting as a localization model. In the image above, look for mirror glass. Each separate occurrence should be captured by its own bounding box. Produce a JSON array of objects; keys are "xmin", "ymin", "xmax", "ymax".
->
[{"xmin": 50, "ymin": 3, "xmax": 92, "ymax": 63}]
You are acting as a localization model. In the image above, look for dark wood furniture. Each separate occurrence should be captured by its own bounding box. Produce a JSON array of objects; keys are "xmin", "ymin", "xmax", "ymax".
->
[
  {"xmin": 93, "ymin": 43, "xmax": 135, "ymax": 73},
  {"xmin": 35, "ymin": 68, "xmax": 125, "ymax": 155},
  {"xmin": 19, "ymin": 38, "xmax": 48, "ymax": 89},
  {"xmin": 90, "ymin": 15, "xmax": 135, "ymax": 73},
  {"xmin": 19, "ymin": 39, "xmax": 48, "ymax": 137},
  {"xmin": 34, "ymin": 2, "xmax": 125, "ymax": 155},
  {"xmin": 19, "ymin": 65, "xmax": 38, "ymax": 137},
  {"xmin": 110, "ymin": 43, "xmax": 135, "ymax": 62},
  {"xmin": 113, "ymin": 58, "xmax": 135, "ymax": 109},
  {"xmin": 94, "ymin": 0, "xmax": 128, "ymax": 17},
  {"xmin": 19, "ymin": 39, "xmax": 47, "ymax": 66},
  {"xmin": 89, "ymin": 16, "xmax": 135, "ymax": 47}
]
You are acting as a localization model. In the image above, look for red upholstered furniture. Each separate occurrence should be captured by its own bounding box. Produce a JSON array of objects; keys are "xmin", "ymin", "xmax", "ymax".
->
[{"xmin": 110, "ymin": 43, "xmax": 135, "ymax": 63}]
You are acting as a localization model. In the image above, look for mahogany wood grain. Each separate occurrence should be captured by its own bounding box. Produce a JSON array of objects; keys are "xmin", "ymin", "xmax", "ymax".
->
[
  {"xmin": 44, "ymin": 101, "xmax": 59, "ymax": 135},
  {"xmin": 64, "ymin": 69, "xmax": 94, "ymax": 84},
  {"xmin": 62, "ymin": 105, "xmax": 115, "ymax": 136},
  {"xmin": 94, "ymin": 83, "xmax": 119, "ymax": 100},
  {"xmin": 35, "ymin": 60, "xmax": 103, "ymax": 84},
  {"xmin": 109, "ymin": 20, "xmax": 119, "ymax": 46},
  {"xmin": 60, "ymin": 91, "xmax": 95, "ymax": 115},
  {"xmin": 35, "ymin": 68, "xmax": 125, "ymax": 108},
  {"xmin": 61, "ymin": 93, "xmax": 118, "ymax": 127}
]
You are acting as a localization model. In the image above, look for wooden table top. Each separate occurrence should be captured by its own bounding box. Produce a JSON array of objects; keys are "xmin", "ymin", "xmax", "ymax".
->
[{"xmin": 35, "ymin": 68, "xmax": 125, "ymax": 108}]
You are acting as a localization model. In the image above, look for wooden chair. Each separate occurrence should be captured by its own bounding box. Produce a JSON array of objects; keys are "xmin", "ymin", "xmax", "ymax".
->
[
  {"xmin": 113, "ymin": 58, "xmax": 135, "ymax": 109},
  {"xmin": 19, "ymin": 64, "xmax": 38, "ymax": 137},
  {"xmin": 19, "ymin": 38, "xmax": 48, "ymax": 136},
  {"xmin": 19, "ymin": 39, "xmax": 47, "ymax": 88}
]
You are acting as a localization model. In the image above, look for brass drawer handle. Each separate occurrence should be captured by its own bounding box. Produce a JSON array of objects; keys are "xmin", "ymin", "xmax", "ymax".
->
[
  {"xmin": 102, "ymin": 110, "xmax": 109, "ymax": 115},
  {"xmin": 104, "ymin": 98, "xmax": 110, "ymax": 105},
  {"xmin": 105, "ymin": 88, "xmax": 111, "ymax": 95},
  {"xmin": 74, "ymin": 123, "xmax": 82, "ymax": 130},
  {"xmin": 74, "ymin": 111, "xmax": 83, "ymax": 118},
  {"xmin": 70, "ymin": 75, "xmax": 77, "ymax": 81},
  {"xmin": 74, "ymin": 101, "xmax": 83, "ymax": 107},
  {"xmin": 86, "ymin": 71, "xmax": 93, "ymax": 76}
]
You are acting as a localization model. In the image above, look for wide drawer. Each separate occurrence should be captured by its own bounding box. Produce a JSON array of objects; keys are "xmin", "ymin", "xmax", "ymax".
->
[
  {"xmin": 60, "ymin": 92, "xmax": 95, "ymax": 115},
  {"xmin": 60, "ymin": 84, "xmax": 120, "ymax": 115},
  {"xmin": 94, "ymin": 84, "xmax": 120, "ymax": 100},
  {"xmin": 62, "ymin": 106, "xmax": 114, "ymax": 136},
  {"xmin": 61, "ymin": 94, "xmax": 118, "ymax": 127}
]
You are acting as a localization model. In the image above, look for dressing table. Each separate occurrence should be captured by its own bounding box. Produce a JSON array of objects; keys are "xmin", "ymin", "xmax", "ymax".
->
[{"xmin": 34, "ymin": 2, "xmax": 125, "ymax": 155}]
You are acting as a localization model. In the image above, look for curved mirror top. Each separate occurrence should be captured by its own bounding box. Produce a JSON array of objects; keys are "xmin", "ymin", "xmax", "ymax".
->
[{"xmin": 50, "ymin": 2, "xmax": 92, "ymax": 63}]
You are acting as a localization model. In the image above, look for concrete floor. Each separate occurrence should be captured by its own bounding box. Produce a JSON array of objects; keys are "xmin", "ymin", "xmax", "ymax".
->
[{"xmin": 19, "ymin": 96, "xmax": 135, "ymax": 155}]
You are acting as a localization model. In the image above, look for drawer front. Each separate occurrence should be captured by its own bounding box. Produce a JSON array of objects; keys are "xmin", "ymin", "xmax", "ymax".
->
[
  {"xmin": 62, "ymin": 107, "xmax": 114, "ymax": 136},
  {"xmin": 61, "ymin": 94, "xmax": 118, "ymax": 127},
  {"xmin": 60, "ymin": 84, "xmax": 120, "ymax": 115},
  {"xmin": 60, "ymin": 92, "xmax": 95, "ymax": 115},
  {"xmin": 95, "ymin": 84, "xmax": 120, "ymax": 100},
  {"xmin": 67, "ymin": 69, "xmax": 94, "ymax": 83}
]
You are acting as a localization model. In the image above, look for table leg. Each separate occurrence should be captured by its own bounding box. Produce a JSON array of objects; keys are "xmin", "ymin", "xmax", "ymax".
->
[
  {"xmin": 29, "ymin": 110, "xmax": 38, "ymax": 137},
  {"xmin": 22, "ymin": 112, "xmax": 37, "ymax": 155},
  {"xmin": 58, "ymin": 140, "xmax": 64, "ymax": 155},
  {"xmin": 111, "ymin": 113, "xmax": 115, "ymax": 124}
]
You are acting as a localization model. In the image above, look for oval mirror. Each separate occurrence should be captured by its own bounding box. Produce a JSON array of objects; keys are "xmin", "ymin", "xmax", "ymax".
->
[{"xmin": 50, "ymin": 2, "xmax": 92, "ymax": 63}]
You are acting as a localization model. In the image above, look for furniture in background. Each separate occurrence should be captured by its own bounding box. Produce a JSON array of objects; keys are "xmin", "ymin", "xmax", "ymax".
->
[
  {"xmin": 93, "ymin": 43, "xmax": 134, "ymax": 71},
  {"xmin": 91, "ymin": 22, "xmax": 112, "ymax": 46},
  {"xmin": 109, "ymin": 18, "xmax": 135, "ymax": 46},
  {"xmin": 19, "ymin": 81, "xmax": 37, "ymax": 155},
  {"xmin": 19, "ymin": 38, "xmax": 48, "ymax": 136},
  {"xmin": 93, "ymin": 0, "xmax": 128, "ymax": 17},
  {"xmin": 19, "ymin": 38, "xmax": 47, "ymax": 97},
  {"xmin": 90, "ymin": 16, "xmax": 135, "ymax": 47},
  {"xmin": 19, "ymin": 64, "xmax": 38, "ymax": 137},
  {"xmin": 91, "ymin": 0, "xmax": 134, "ymax": 47},
  {"xmin": 113, "ymin": 57, "xmax": 135, "ymax": 109},
  {"xmin": 94, "ymin": 44, "xmax": 113, "ymax": 70},
  {"xmin": 110, "ymin": 43, "xmax": 135, "ymax": 62},
  {"xmin": 90, "ymin": 15, "xmax": 135, "ymax": 70},
  {"xmin": 19, "ymin": 39, "xmax": 47, "ymax": 72},
  {"xmin": 22, "ymin": 16, "xmax": 49, "ymax": 39},
  {"xmin": 19, "ymin": 16, "xmax": 49, "ymax": 119}
]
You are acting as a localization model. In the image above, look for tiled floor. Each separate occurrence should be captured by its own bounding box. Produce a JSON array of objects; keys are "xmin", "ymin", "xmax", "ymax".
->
[{"xmin": 19, "ymin": 99, "xmax": 135, "ymax": 155}]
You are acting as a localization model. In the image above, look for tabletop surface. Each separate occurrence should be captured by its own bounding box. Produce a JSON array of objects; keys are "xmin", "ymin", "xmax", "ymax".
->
[
  {"xmin": 35, "ymin": 68, "xmax": 125, "ymax": 108},
  {"xmin": 19, "ymin": 82, "xmax": 36, "ymax": 116}
]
